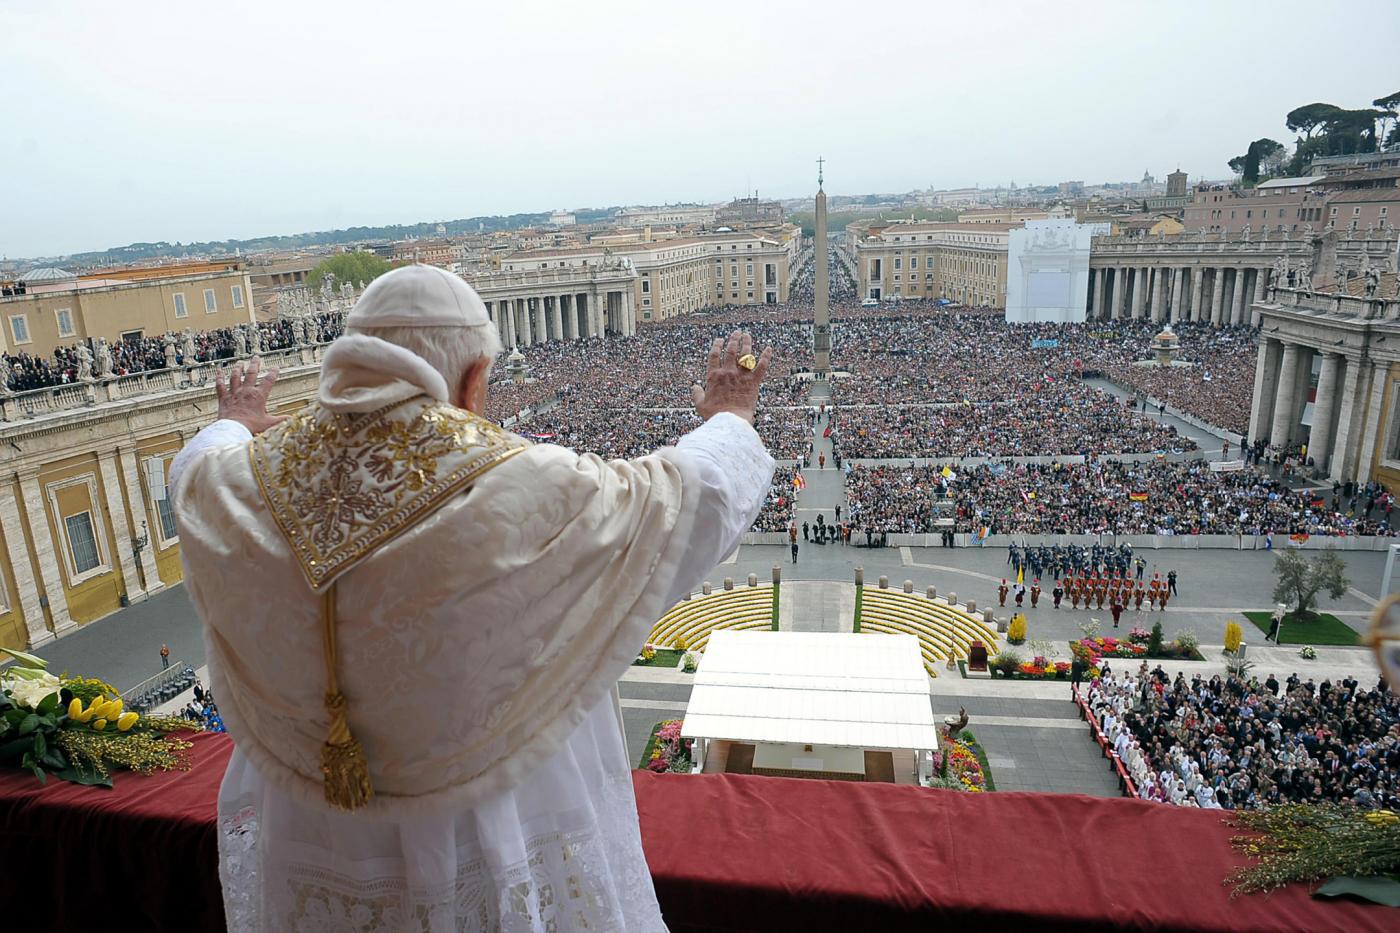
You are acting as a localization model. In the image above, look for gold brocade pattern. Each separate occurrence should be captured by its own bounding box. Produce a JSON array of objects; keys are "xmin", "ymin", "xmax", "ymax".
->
[{"xmin": 250, "ymin": 397, "xmax": 530, "ymax": 590}]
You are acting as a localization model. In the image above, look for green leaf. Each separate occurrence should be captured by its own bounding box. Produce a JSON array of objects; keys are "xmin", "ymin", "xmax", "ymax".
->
[
  {"xmin": 17, "ymin": 713, "xmax": 39, "ymax": 735},
  {"xmin": 1315, "ymin": 875, "xmax": 1400, "ymax": 907},
  {"xmin": 0, "ymin": 647, "xmax": 49, "ymax": 668},
  {"xmin": 33, "ymin": 730, "xmax": 45, "ymax": 758},
  {"xmin": 35, "ymin": 692, "xmax": 59, "ymax": 715}
]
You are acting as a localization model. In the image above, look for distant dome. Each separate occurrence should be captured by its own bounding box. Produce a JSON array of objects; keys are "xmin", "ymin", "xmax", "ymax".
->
[{"xmin": 21, "ymin": 267, "xmax": 76, "ymax": 282}]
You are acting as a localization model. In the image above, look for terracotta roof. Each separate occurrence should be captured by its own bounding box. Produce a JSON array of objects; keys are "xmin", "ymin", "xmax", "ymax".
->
[{"xmin": 1326, "ymin": 188, "xmax": 1400, "ymax": 203}]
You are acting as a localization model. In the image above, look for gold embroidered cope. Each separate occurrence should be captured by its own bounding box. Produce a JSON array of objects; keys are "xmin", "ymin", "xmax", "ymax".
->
[{"xmin": 251, "ymin": 397, "xmax": 530, "ymax": 591}]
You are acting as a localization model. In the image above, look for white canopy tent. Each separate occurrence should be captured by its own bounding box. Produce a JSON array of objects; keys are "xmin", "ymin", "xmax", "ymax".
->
[{"xmin": 681, "ymin": 631, "xmax": 940, "ymax": 783}]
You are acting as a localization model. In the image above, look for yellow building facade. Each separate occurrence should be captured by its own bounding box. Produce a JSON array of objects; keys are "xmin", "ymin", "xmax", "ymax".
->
[
  {"xmin": 848, "ymin": 221, "xmax": 1014, "ymax": 306},
  {"xmin": 1, "ymin": 268, "xmax": 256, "ymax": 357}
]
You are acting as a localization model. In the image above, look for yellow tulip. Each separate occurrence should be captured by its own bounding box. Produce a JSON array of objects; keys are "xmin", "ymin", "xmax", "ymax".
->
[
  {"xmin": 116, "ymin": 711, "xmax": 139, "ymax": 732},
  {"xmin": 74, "ymin": 699, "xmax": 97, "ymax": 723},
  {"xmin": 68, "ymin": 697, "xmax": 84, "ymax": 719},
  {"xmin": 104, "ymin": 697, "xmax": 123, "ymax": 718},
  {"xmin": 1365, "ymin": 810, "xmax": 1398, "ymax": 826},
  {"xmin": 92, "ymin": 718, "xmax": 108, "ymax": 731}
]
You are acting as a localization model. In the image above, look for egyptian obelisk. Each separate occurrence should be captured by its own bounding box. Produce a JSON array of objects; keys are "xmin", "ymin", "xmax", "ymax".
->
[{"xmin": 813, "ymin": 157, "xmax": 831, "ymax": 374}]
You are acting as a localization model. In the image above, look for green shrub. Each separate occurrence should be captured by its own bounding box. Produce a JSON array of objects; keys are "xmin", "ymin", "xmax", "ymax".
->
[
  {"xmin": 1172, "ymin": 629, "xmax": 1199, "ymax": 651},
  {"xmin": 1147, "ymin": 622, "xmax": 1164, "ymax": 655},
  {"xmin": 992, "ymin": 648, "xmax": 1024, "ymax": 677}
]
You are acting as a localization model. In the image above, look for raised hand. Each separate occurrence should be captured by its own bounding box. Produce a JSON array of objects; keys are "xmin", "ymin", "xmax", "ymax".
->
[
  {"xmin": 690, "ymin": 330, "xmax": 773, "ymax": 424},
  {"xmin": 215, "ymin": 357, "xmax": 286, "ymax": 435}
]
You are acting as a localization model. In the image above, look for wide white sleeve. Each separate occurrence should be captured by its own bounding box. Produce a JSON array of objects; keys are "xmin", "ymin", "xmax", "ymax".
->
[
  {"xmin": 656, "ymin": 411, "xmax": 775, "ymax": 597},
  {"xmin": 169, "ymin": 419, "xmax": 253, "ymax": 499}
]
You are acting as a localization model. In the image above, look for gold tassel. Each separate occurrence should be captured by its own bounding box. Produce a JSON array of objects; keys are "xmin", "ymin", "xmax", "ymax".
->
[
  {"xmin": 318, "ymin": 584, "xmax": 373, "ymax": 810},
  {"xmin": 321, "ymin": 690, "xmax": 373, "ymax": 809}
]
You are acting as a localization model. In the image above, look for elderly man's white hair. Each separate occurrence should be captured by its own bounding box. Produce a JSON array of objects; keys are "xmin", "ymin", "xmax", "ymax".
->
[{"xmin": 344, "ymin": 265, "xmax": 503, "ymax": 390}]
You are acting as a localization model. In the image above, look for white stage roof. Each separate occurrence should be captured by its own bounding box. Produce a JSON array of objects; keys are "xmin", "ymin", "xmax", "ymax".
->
[{"xmin": 681, "ymin": 631, "xmax": 940, "ymax": 751}]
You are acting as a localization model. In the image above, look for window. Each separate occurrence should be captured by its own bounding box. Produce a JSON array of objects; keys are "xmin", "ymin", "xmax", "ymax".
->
[
  {"xmin": 231, "ymin": 284, "xmax": 245, "ymax": 308},
  {"xmin": 55, "ymin": 308, "xmax": 75, "ymax": 337},
  {"xmin": 64, "ymin": 512, "xmax": 101, "ymax": 575},
  {"xmin": 8, "ymin": 315, "xmax": 29, "ymax": 344},
  {"xmin": 203, "ymin": 288, "xmax": 217, "ymax": 313},
  {"xmin": 173, "ymin": 293, "xmax": 188, "ymax": 318},
  {"xmin": 641, "ymin": 279, "xmax": 650, "ymax": 293}
]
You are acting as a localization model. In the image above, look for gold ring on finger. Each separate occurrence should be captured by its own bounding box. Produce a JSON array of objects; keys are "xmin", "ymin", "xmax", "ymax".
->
[{"xmin": 738, "ymin": 353, "xmax": 757, "ymax": 371}]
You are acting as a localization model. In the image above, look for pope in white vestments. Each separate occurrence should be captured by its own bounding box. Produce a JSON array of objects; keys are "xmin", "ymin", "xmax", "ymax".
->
[{"xmin": 171, "ymin": 265, "xmax": 776, "ymax": 931}]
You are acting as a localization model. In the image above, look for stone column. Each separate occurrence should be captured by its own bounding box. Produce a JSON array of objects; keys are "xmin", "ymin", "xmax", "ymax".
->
[
  {"xmin": 1269, "ymin": 343, "xmax": 1300, "ymax": 447},
  {"xmin": 499, "ymin": 299, "xmax": 515, "ymax": 347},
  {"xmin": 1308, "ymin": 353, "xmax": 1343, "ymax": 474},
  {"xmin": 548, "ymin": 296, "xmax": 562, "ymax": 342},
  {"xmin": 534, "ymin": 298, "xmax": 548, "ymax": 344},
  {"xmin": 1170, "ymin": 268, "xmax": 1186, "ymax": 321},
  {"xmin": 18, "ymin": 471, "xmax": 74, "ymax": 636},
  {"xmin": 1210, "ymin": 268, "xmax": 1226, "ymax": 327},
  {"xmin": 1151, "ymin": 268, "xmax": 1168, "ymax": 321},
  {"xmin": 1251, "ymin": 268, "xmax": 1269, "ymax": 327},
  {"xmin": 1130, "ymin": 268, "xmax": 1146, "ymax": 319},
  {"xmin": 117, "ymin": 447, "xmax": 163, "ymax": 594},
  {"xmin": 1329, "ymin": 358, "xmax": 1366, "ymax": 482},
  {"xmin": 1230, "ymin": 267, "xmax": 1247, "ymax": 326},
  {"xmin": 1248, "ymin": 338, "xmax": 1283, "ymax": 442},
  {"xmin": 1354, "ymin": 362, "xmax": 1390, "ymax": 485},
  {"xmin": 1189, "ymin": 265, "xmax": 1204, "ymax": 323},
  {"xmin": 96, "ymin": 450, "xmax": 145, "ymax": 603},
  {"xmin": 0, "ymin": 482, "xmax": 51, "ymax": 647},
  {"xmin": 1110, "ymin": 267, "xmax": 1124, "ymax": 321}
]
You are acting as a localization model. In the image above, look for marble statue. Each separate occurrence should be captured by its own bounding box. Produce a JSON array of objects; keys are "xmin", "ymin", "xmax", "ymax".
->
[
  {"xmin": 75, "ymin": 344, "xmax": 94, "ymax": 382},
  {"xmin": 1240, "ymin": 224, "xmax": 1250, "ymax": 242},
  {"xmin": 340, "ymin": 281, "xmax": 354, "ymax": 300},
  {"xmin": 163, "ymin": 334, "xmax": 177, "ymax": 369},
  {"xmin": 0, "ymin": 356, "xmax": 12, "ymax": 397},
  {"xmin": 182, "ymin": 328, "xmax": 197, "ymax": 364},
  {"xmin": 1364, "ymin": 262, "xmax": 1381, "ymax": 299},
  {"xmin": 250, "ymin": 324, "xmax": 263, "ymax": 355},
  {"xmin": 234, "ymin": 324, "xmax": 247, "ymax": 357},
  {"xmin": 94, "ymin": 338, "xmax": 113, "ymax": 378},
  {"xmin": 291, "ymin": 316, "xmax": 307, "ymax": 346},
  {"xmin": 1298, "ymin": 260, "xmax": 1313, "ymax": 292},
  {"xmin": 320, "ymin": 273, "xmax": 335, "ymax": 301}
]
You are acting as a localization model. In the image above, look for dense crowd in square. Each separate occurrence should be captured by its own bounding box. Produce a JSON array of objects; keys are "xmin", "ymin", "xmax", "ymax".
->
[
  {"xmin": 1088, "ymin": 668, "xmax": 1400, "ymax": 810},
  {"xmin": 843, "ymin": 459, "xmax": 1395, "ymax": 537}
]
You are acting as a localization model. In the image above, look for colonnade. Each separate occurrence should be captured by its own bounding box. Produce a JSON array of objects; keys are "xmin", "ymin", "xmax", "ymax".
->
[
  {"xmin": 481, "ymin": 289, "xmax": 635, "ymax": 349},
  {"xmin": 1249, "ymin": 336, "xmax": 1374, "ymax": 481},
  {"xmin": 1086, "ymin": 264, "xmax": 1271, "ymax": 327}
]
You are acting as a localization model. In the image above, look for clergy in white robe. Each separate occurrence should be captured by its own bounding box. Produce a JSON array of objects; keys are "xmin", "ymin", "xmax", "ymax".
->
[{"xmin": 172, "ymin": 265, "xmax": 776, "ymax": 932}]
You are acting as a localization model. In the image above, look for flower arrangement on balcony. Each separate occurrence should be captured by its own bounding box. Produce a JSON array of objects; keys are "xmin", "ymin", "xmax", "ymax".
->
[
  {"xmin": 644, "ymin": 719, "xmax": 693, "ymax": 773},
  {"xmin": 1229, "ymin": 804, "xmax": 1400, "ymax": 904},
  {"xmin": 1, "ymin": 648, "xmax": 198, "ymax": 787}
]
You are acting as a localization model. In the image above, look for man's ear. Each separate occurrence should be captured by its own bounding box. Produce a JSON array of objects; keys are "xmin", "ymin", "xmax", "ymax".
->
[{"xmin": 459, "ymin": 357, "xmax": 492, "ymax": 413}]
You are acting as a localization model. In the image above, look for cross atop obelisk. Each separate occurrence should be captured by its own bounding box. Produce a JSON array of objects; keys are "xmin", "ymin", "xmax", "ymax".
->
[{"xmin": 813, "ymin": 157, "xmax": 831, "ymax": 374}]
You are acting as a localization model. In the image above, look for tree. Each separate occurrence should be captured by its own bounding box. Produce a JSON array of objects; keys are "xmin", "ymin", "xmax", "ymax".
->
[
  {"xmin": 1374, "ymin": 91, "xmax": 1400, "ymax": 148},
  {"xmin": 1228, "ymin": 138, "xmax": 1285, "ymax": 186},
  {"xmin": 307, "ymin": 251, "xmax": 391, "ymax": 292},
  {"xmin": 1285, "ymin": 103, "xmax": 1344, "ymax": 140},
  {"xmin": 1271, "ymin": 548, "xmax": 1350, "ymax": 618}
]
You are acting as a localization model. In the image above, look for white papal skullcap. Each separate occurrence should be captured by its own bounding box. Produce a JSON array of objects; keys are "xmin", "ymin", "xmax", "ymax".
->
[{"xmin": 346, "ymin": 264, "xmax": 489, "ymax": 328}]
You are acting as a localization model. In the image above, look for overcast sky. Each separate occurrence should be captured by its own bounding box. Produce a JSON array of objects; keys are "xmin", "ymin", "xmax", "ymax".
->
[{"xmin": 4, "ymin": 0, "xmax": 1397, "ymax": 258}]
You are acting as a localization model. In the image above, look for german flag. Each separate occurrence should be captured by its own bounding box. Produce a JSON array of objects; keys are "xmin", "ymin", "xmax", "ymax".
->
[{"xmin": 1129, "ymin": 491, "xmax": 1149, "ymax": 502}]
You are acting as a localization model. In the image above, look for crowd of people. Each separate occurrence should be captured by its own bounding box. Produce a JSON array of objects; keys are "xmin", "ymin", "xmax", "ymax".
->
[
  {"xmin": 2, "ymin": 311, "xmax": 346, "ymax": 392},
  {"xmin": 179, "ymin": 680, "xmax": 226, "ymax": 733},
  {"xmin": 1088, "ymin": 667, "xmax": 1399, "ymax": 810},
  {"xmin": 843, "ymin": 458, "xmax": 1396, "ymax": 537}
]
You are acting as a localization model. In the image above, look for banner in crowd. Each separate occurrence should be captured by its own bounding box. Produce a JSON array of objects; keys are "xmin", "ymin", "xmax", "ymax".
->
[
  {"xmin": 1210, "ymin": 459, "xmax": 1246, "ymax": 472},
  {"xmin": 1031, "ymin": 338, "xmax": 1060, "ymax": 349}
]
